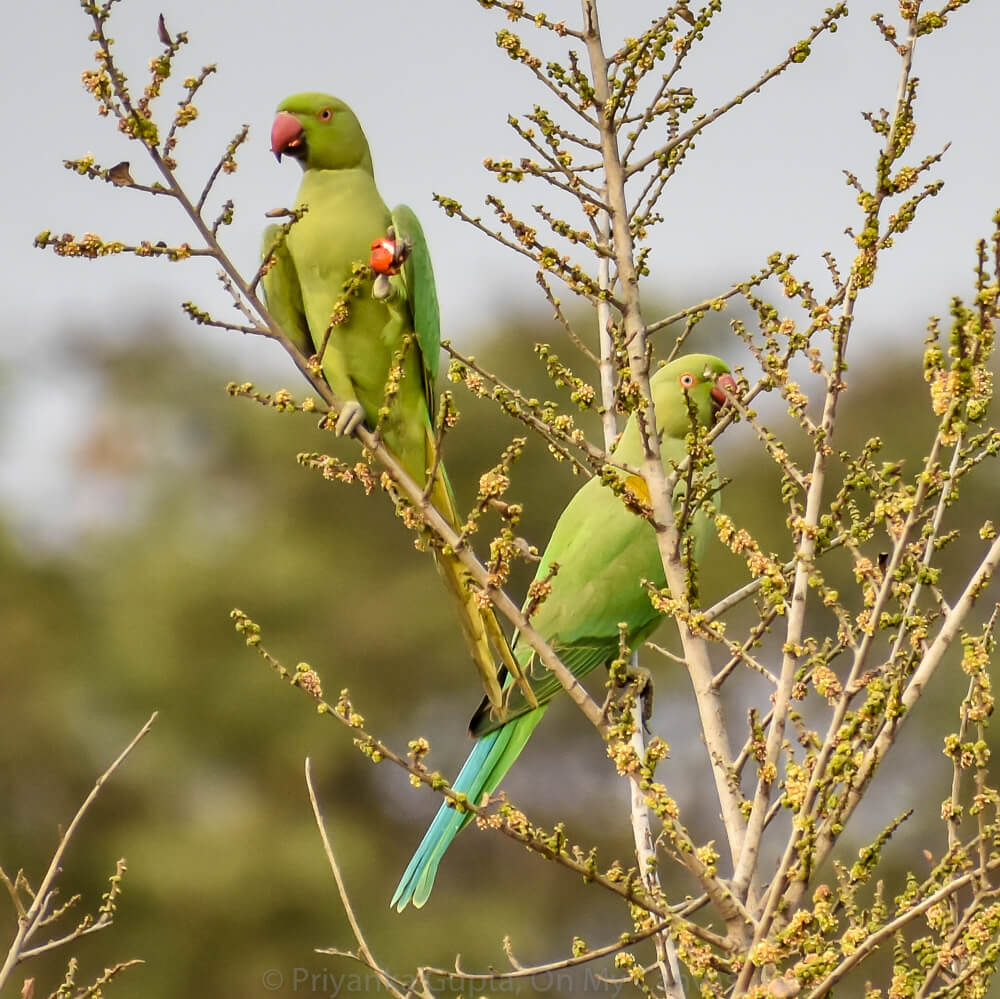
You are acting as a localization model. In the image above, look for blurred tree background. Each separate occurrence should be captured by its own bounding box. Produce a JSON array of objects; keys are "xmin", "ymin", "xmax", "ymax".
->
[
  {"xmin": 2, "ymin": 0, "xmax": 999, "ymax": 992},
  {"xmin": 1, "ymin": 298, "xmax": 995, "ymax": 996}
]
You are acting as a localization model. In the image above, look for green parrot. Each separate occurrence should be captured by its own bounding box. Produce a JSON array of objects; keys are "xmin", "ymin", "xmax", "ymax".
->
[
  {"xmin": 263, "ymin": 92, "xmax": 530, "ymax": 712},
  {"xmin": 391, "ymin": 354, "xmax": 736, "ymax": 911}
]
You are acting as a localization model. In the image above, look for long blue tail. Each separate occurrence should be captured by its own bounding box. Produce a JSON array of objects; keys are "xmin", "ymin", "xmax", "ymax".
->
[{"xmin": 391, "ymin": 708, "xmax": 545, "ymax": 911}]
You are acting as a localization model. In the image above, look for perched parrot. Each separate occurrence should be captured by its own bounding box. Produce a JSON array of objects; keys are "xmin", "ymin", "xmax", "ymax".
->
[
  {"xmin": 263, "ymin": 92, "xmax": 531, "ymax": 712},
  {"xmin": 391, "ymin": 354, "xmax": 736, "ymax": 911}
]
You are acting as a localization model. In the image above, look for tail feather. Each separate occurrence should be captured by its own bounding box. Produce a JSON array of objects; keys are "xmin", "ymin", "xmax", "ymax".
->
[
  {"xmin": 431, "ymin": 543, "xmax": 505, "ymax": 710},
  {"xmin": 426, "ymin": 453, "xmax": 535, "ymax": 713},
  {"xmin": 391, "ymin": 708, "xmax": 546, "ymax": 911}
]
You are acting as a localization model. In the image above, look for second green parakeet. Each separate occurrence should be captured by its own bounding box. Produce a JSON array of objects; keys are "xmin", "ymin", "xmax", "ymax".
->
[{"xmin": 391, "ymin": 354, "xmax": 736, "ymax": 910}]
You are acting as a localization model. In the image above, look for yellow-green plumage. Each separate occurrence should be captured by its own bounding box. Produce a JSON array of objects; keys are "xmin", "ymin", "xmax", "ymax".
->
[
  {"xmin": 392, "ymin": 354, "xmax": 732, "ymax": 910},
  {"xmin": 263, "ymin": 92, "xmax": 529, "ymax": 711},
  {"xmin": 263, "ymin": 94, "xmax": 426, "ymax": 478}
]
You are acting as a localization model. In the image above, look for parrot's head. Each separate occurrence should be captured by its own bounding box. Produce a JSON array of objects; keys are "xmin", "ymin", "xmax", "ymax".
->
[
  {"xmin": 270, "ymin": 92, "xmax": 373, "ymax": 173},
  {"xmin": 650, "ymin": 354, "xmax": 737, "ymax": 437}
]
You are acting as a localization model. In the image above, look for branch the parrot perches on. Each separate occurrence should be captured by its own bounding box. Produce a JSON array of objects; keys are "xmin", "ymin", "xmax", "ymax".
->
[
  {"xmin": 392, "ymin": 354, "xmax": 736, "ymax": 911},
  {"xmin": 262, "ymin": 91, "xmax": 535, "ymax": 715}
]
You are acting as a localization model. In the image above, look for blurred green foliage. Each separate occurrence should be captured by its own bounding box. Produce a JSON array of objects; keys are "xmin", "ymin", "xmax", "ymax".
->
[{"xmin": 0, "ymin": 315, "xmax": 996, "ymax": 998}]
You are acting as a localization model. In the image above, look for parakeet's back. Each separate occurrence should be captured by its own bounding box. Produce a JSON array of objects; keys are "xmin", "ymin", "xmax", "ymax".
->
[{"xmin": 527, "ymin": 475, "xmax": 665, "ymax": 650}]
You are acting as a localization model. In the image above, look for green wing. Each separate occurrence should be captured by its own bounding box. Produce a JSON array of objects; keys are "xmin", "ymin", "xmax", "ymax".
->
[
  {"xmin": 391, "ymin": 204, "xmax": 441, "ymax": 399},
  {"xmin": 260, "ymin": 224, "xmax": 312, "ymax": 357},
  {"xmin": 469, "ymin": 469, "xmax": 667, "ymax": 736}
]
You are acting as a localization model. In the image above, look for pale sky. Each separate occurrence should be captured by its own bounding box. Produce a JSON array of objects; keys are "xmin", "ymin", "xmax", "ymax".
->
[{"xmin": 2, "ymin": 0, "xmax": 998, "ymax": 541}]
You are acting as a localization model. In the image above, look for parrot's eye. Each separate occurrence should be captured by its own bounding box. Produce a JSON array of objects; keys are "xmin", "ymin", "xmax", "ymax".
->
[
  {"xmin": 678, "ymin": 372, "xmax": 698, "ymax": 389},
  {"xmin": 318, "ymin": 108, "xmax": 333, "ymax": 122}
]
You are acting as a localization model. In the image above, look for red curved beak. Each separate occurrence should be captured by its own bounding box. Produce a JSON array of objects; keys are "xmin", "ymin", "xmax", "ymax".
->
[
  {"xmin": 711, "ymin": 372, "xmax": 738, "ymax": 409},
  {"xmin": 270, "ymin": 111, "xmax": 304, "ymax": 160}
]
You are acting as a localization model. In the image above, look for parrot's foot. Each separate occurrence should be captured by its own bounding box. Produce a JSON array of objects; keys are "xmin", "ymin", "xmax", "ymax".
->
[
  {"xmin": 335, "ymin": 400, "xmax": 365, "ymax": 437},
  {"xmin": 630, "ymin": 666, "xmax": 655, "ymax": 732},
  {"xmin": 609, "ymin": 664, "xmax": 655, "ymax": 733}
]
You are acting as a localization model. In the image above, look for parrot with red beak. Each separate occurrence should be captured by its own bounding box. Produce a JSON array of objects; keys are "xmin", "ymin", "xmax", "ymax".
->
[
  {"xmin": 392, "ymin": 354, "xmax": 736, "ymax": 910},
  {"xmin": 263, "ymin": 92, "xmax": 532, "ymax": 713}
]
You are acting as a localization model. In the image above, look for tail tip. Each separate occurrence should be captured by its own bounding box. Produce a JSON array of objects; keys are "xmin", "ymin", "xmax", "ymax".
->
[{"xmin": 390, "ymin": 866, "xmax": 436, "ymax": 913}]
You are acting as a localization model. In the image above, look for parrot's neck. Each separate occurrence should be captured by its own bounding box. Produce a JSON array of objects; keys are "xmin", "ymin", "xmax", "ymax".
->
[
  {"xmin": 303, "ymin": 150, "xmax": 375, "ymax": 177},
  {"xmin": 297, "ymin": 166, "xmax": 383, "ymax": 211}
]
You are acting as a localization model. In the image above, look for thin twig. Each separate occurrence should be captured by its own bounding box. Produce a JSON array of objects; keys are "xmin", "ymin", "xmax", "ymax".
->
[
  {"xmin": 0, "ymin": 714, "xmax": 157, "ymax": 990},
  {"xmin": 304, "ymin": 759, "xmax": 406, "ymax": 999}
]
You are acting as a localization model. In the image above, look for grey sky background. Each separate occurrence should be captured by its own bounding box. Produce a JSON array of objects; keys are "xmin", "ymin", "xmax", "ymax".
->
[{"xmin": 2, "ymin": 1, "xmax": 998, "ymax": 542}]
